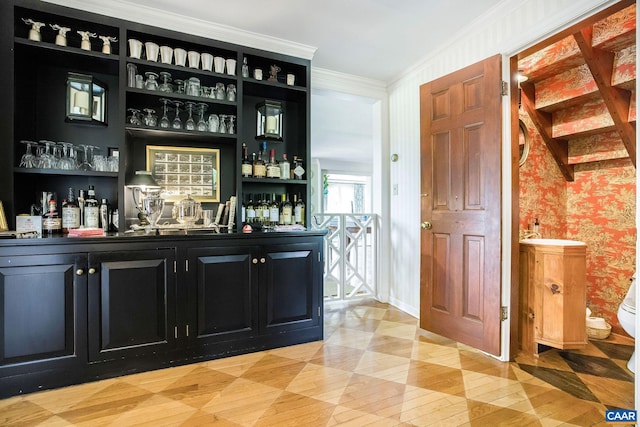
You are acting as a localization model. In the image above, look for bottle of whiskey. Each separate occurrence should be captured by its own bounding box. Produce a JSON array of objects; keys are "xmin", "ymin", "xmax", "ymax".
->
[
  {"xmin": 84, "ymin": 186, "xmax": 100, "ymax": 228},
  {"xmin": 280, "ymin": 153, "xmax": 290, "ymax": 180},
  {"xmin": 266, "ymin": 148, "xmax": 280, "ymax": 178},
  {"xmin": 253, "ymin": 150, "xmax": 266, "ymax": 178},
  {"xmin": 241, "ymin": 143, "xmax": 252, "ymax": 178},
  {"xmin": 42, "ymin": 199, "xmax": 62, "ymax": 236},
  {"xmin": 281, "ymin": 193, "xmax": 293, "ymax": 225},
  {"xmin": 61, "ymin": 187, "xmax": 80, "ymax": 233},
  {"xmin": 294, "ymin": 193, "xmax": 305, "ymax": 226},
  {"xmin": 293, "ymin": 157, "xmax": 305, "ymax": 180}
]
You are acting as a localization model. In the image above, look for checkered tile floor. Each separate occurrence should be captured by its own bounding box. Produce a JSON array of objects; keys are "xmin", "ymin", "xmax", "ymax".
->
[{"xmin": 0, "ymin": 299, "xmax": 634, "ymax": 426}]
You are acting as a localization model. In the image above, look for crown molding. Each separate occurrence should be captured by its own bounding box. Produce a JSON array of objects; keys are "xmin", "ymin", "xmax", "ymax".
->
[
  {"xmin": 40, "ymin": 0, "xmax": 317, "ymax": 60},
  {"xmin": 311, "ymin": 68, "xmax": 387, "ymax": 101}
]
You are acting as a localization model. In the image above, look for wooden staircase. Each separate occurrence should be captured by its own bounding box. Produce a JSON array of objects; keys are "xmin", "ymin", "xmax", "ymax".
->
[{"xmin": 517, "ymin": 1, "xmax": 636, "ymax": 181}]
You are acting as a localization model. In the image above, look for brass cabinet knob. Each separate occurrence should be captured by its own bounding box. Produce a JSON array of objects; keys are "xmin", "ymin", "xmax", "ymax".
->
[
  {"xmin": 421, "ymin": 221, "xmax": 432, "ymax": 230},
  {"xmin": 88, "ymin": 268, "xmax": 96, "ymax": 275},
  {"xmin": 76, "ymin": 269, "xmax": 84, "ymax": 276},
  {"xmin": 260, "ymin": 258, "xmax": 266, "ymax": 264},
  {"xmin": 252, "ymin": 258, "xmax": 258, "ymax": 264}
]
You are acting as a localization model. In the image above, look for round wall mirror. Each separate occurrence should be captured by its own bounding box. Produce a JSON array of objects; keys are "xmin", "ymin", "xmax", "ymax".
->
[{"xmin": 518, "ymin": 119, "xmax": 530, "ymax": 167}]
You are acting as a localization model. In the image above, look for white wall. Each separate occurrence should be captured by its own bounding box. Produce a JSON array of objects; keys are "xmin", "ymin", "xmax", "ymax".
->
[{"xmin": 386, "ymin": 0, "xmax": 622, "ymax": 320}]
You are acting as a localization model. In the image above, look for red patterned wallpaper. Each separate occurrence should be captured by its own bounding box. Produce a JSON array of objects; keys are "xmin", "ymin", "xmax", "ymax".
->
[{"xmin": 519, "ymin": 113, "xmax": 636, "ymax": 335}]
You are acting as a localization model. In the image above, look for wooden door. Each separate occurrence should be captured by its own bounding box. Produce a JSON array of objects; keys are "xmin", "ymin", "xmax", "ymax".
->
[{"xmin": 419, "ymin": 55, "xmax": 502, "ymax": 356}]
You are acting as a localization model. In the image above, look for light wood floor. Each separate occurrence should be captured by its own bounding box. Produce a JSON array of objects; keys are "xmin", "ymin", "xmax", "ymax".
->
[{"xmin": 0, "ymin": 299, "xmax": 634, "ymax": 426}]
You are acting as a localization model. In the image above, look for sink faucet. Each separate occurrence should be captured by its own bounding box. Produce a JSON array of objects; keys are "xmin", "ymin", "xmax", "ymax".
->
[{"xmin": 519, "ymin": 229, "xmax": 542, "ymax": 240}]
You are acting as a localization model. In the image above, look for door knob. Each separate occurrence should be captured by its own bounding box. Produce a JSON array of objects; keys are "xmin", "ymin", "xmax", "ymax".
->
[
  {"xmin": 252, "ymin": 258, "xmax": 258, "ymax": 264},
  {"xmin": 76, "ymin": 269, "xmax": 84, "ymax": 276},
  {"xmin": 260, "ymin": 258, "xmax": 266, "ymax": 264},
  {"xmin": 88, "ymin": 268, "xmax": 96, "ymax": 275},
  {"xmin": 421, "ymin": 221, "xmax": 432, "ymax": 230}
]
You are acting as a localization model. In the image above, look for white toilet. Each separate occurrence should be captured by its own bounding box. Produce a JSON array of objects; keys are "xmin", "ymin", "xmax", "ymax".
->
[{"xmin": 618, "ymin": 274, "xmax": 636, "ymax": 373}]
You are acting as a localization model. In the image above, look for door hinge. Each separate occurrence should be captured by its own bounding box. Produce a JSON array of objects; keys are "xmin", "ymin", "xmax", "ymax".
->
[
  {"xmin": 318, "ymin": 252, "xmax": 321, "ymax": 262},
  {"xmin": 185, "ymin": 259, "xmax": 189, "ymax": 272},
  {"xmin": 174, "ymin": 326, "xmax": 178, "ymax": 339},
  {"xmin": 186, "ymin": 324, "xmax": 189, "ymax": 337},
  {"xmin": 500, "ymin": 306, "xmax": 508, "ymax": 321},
  {"xmin": 501, "ymin": 80, "xmax": 509, "ymax": 96},
  {"xmin": 318, "ymin": 306, "xmax": 321, "ymax": 317},
  {"xmin": 173, "ymin": 260, "xmax": 177, "ymax": 273}
]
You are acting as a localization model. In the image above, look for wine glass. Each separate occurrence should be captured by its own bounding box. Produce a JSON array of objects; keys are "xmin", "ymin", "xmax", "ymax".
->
[
  {"xmin": 196, "ymin": 103, "xmax": 208, "ymax": 131},
  {"xmin": 78, "ymin": 144, "xmax": 97, "ymax": 171},
  {"xmin": 158, "ymin": 71, "xmax": 173, "ymax": 92},
  {"xmin": 127, "ymin": 108, "xmax": 142, "ymax": 126},
  {"xmin": 228, "ymin": 115, "xmax": 236, "ymax": 134},
  {"xmin": 144, "ymin": 71, "xmax": 159, "ymax": 91},
  {"xmin": 19, "ymin": 140, "xmax": 37, "ymax": 168},
  {"xmin": 172, "ymin": 101, "xmax": 183, "ymax": 129},
  {"xmin": 143, "ymin": 108, "xmax": 157, "ymax": 127},
  {"xmin": 159, "ymin": 98, "xmax": 171, "ymax": 128},
  {"xmin": 174, "ymin": 79, "xmax": 184, "ymax": 94},
  {"xmin": 38, "ymin": 140, "xmax": 56, "ymax": 169},
  {"xmin": 218, "ymin": 114, "xmax": 228, "ymax": 134},
  {"xmin": 184, "ymin": 101, "xmax": 196, "ymax": 130}
]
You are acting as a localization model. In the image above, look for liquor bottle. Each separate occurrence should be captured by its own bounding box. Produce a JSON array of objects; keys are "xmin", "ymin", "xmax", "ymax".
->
[
  {"xmin": 241, "ymin": 197, "xmax": 246, "ymax": 223},
  {"xmin": 100, "ymin": 199, "xmax": 110, "ymax": 231},
  {"xmin": 269, "ymin": 193, "xmax": 279, "ymax": 226},
  {"xmin": 295, "ymin": 193, "xmax": 305, "ymax": 226},
  {"xmin": 241, "ymin": 143, "xmax": 252, "ymax": 178},
  {"xmin": 290, "ymin": 156, "xmax": 297, "ymax": 180},
  {"xmin": 293, "ymin": 157, "xmax": 305, "ymax": 180},
  {"xmin": 280, "ymin": 153, "xmax": 290, "ymax": 180},
  {"xmin": 61, "ymin": 187, "xmax": 80, "ymax": 233},
  {"xmin": 246, "ymin": 194, "xmax": 256, "ymax": 223},
  {"xmin": 261, "ymin": 193, "xmax": 270, "ymax": 224},
  {"xmin": 77, "ymin": 189, "xmax": 86, "ymax": 227},
  {"xmin": 42, "ymin": 199, "xmax": 62, "ymax": 236},
  {"xmin": 253, "ymin": 150, "xmax": 266, "ymax": 178},
  {"xmin": 254, "ymin": 193, "xmax": 264, "ymax": 224},
  {"xmin": 84, "ymin": 186, "xmax": 100, "ymax": 228},
  {"xmin": 281, "ymin": 193, "xmax": 292, "ymax": 225},
  {"xmin": 266, "ymin": 148, "xmax": 280, "ymax": 178}
]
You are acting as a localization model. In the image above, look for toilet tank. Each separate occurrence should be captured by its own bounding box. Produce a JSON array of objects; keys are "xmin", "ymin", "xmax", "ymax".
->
[{"xmin": 623, "ymin": 275, "xmax": 636, "ymax": 311}]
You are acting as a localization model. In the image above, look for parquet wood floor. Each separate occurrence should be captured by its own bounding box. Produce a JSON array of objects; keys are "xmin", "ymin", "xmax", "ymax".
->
[{"xmin": 0, "ymin": 299, "xmax": 634, "ymax": 426}]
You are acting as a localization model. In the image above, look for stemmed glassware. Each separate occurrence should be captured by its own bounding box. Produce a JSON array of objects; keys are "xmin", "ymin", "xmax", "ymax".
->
[
  {"xmin": 218, "ymin": 114, "xmax": 228, "ymax": 134},
  {"xmin": 127, "ymin": 108, "xmax": 142, "ymax": 126},
  {"xmin": 39, "ymin": 140, "xmax": 56, "ymax": 169},
  {"xmin": 172, "ymin": 101, "xmax": 183, "ymax": 129},
  {"xmin": 184, "ymin": 101, "xmax": 196, "ymax": 130},
  {"xmin": 143, "ymin": 108, "xmax": 157, "ymax": 127},
  {"xmin": 228, "ymin": 115, "xmax": 235, "ymax": 134},
  {"xmin": 158, "ymin": 71, "xmax": 173, "ymax": 92},
  {"xmin": 159, "ymin": 98, "xmax": 171, "ymax": 128},
  {"xmin": 19, "ymin": 140, "xmax": 37, "ymax": 168},
  {"xmin": 78, "ymin": 144, "xmax": 98, "ymax": 171},
  {"xmin": 196, "ymin": 103, "xmax": 208, "ymax": 131}
]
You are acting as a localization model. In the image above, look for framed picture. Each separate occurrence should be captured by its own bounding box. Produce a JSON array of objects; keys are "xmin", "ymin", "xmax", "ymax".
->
[
  {"xmin": 146, "ymin": 145, "xmax": 220, "ymax": 202},
  {"xmin": 0, "ymin": 201, "xmax": 7, "ymax": 231}
]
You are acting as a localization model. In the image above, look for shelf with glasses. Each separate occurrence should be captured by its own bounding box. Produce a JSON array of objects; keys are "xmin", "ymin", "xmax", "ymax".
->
[
  {"xmin": 125, "ymin": 87, "xmax": 236, "ymax": 108},
  {"xmin": 125, "ymin": 125, "xmax": 237, "ymax": 141},
  {"xmin": 14, "ymin": 167, "xmax": 118, "ymax": 178},
  {"xmin": 126, "ymin": 57, "xmax": 237, "ymax": 83}
]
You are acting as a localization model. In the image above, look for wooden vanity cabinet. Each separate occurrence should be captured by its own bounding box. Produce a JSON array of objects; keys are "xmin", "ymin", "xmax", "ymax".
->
[{"xmin": 519, "ymin": 241, "xmax": 587, "ymax": 355}]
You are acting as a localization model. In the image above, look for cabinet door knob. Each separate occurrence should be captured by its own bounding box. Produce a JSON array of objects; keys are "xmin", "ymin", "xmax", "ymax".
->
[
  {"xmin": 260, "ymin": 258, "xmax": 266, "ymax": 264},
  {"xmin": 76, "ymin": 269, "xmax": 84, "ymax": 276},
  {"xmin": 88, "ymin": 268, "xmax": 97, "ymax": 275},
  {"xmin": 421, "ymin": 221, "xmax": 432, "ymax": 230},
  {"xmin": 252, "ymin": 258, "xmax": 258, "ymax": 264}
]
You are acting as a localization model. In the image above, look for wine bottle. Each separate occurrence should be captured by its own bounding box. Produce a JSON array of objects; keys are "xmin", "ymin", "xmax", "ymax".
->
[
  {"xmin": 246, "ymin": 194, "xmax": 256, "ymax": 223},
  {"xmin": 281, "ymin": 193, "xmax": 292, "ymax": 225},
  {"xmin": 294, "ymin": 193, "xmax": 305, "ymax": 226},
  {"xmin": 269, "ymin": 193, "xmax": 279, "ymax": 226},
  {"xmin": 241, "ymin": 143, "xmax": 252, "ymax": 178},
  {"xmin": 84, "ymin": 186, "xmax": 100, "ymax": 228},
  {"xmin": 261, "ymin": 193, "xmax": 270, "ymax": 224}
]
